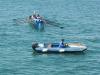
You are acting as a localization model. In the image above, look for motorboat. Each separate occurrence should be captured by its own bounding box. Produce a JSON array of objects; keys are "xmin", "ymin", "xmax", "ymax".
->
[{"xmin": 32, "ymin": 42, "xmax": 87, "ymax": 53}]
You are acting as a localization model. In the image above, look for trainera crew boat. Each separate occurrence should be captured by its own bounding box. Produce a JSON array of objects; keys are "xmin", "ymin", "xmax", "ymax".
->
[
  {"xmin": 29, "ymin": 14, "xmax": 45, "ymax": 29},
  {"xmin": 32, "ymin": 42, "xmax": 87, "ymax": 53}
]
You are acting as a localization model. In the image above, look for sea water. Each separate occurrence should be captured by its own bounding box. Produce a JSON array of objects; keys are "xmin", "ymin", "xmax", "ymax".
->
[{"xmin": 0, "ymin": 0, "xmax": 100, "ymax": 75}]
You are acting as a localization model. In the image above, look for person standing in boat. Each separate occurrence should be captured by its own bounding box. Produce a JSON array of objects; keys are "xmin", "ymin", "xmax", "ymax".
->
[{"xmin": 59, "ymin": 39, "xmax": 66, "ymax": 48}]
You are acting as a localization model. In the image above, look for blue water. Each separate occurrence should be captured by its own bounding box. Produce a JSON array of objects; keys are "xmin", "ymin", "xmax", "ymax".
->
[{"xmin": 0, "ymin": 0, "xmax": 100, "ymax": 75}]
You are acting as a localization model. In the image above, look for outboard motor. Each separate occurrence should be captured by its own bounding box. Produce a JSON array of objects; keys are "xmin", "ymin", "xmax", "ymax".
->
[{"xmin": 32, "ymin": 43, "xmax": 38, "ymax": 51}]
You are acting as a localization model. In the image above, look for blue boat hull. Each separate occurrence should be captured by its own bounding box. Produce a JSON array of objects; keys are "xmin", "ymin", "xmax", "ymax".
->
[{"xmin": 29, "ymin": 21, "xmax": 44, "ymax": 29}]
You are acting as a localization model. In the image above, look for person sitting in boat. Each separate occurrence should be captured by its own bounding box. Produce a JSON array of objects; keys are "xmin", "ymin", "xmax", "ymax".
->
[
  {"xmin": 37, "ymin": 14, "xmax": 41, "ymax": 19},
  {"xmin": 31, "ymin": 14, "xmax": 45, "ymax": 25},
  {"xmin": 36, "ymin": 17, "xmax": 43, "ymax": 25},
  {"xmin": 59, "ymin": 39, "xmax": 66, "ymax": 48},
  {"xmin": 29, "ymin": 15, "xmax": 32, "ymax": 21},
  {"xmin": 37, "ymin": 14, "xmax": 46, "ymax": 23},
  {"xmin": 35, "ymin": 14, "xmax": 44, "ymax": 24},
  {"xmin": 31, "ymin": 14, "xmax": 37, "ymax": 21}
]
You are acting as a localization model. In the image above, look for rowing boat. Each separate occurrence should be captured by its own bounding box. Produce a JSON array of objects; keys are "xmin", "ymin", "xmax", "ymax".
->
[{"xmin": 29, "ymin": 14, "xmax": 45, "ymax": 29}]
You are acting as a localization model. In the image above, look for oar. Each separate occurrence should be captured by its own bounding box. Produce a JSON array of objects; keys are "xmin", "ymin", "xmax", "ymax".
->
[
  {"xmin": 44, "ymin": 19, "xmax": 64, "ymax": 29},
  {"xmin": 13, "ymin": 17, "xmax": 29, "ymax": 24}
]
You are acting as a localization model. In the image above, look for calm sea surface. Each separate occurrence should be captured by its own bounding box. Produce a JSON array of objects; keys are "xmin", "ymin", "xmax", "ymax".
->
[{"xmin": 0, "ymin": 0, "xmax": 100, "ymax": 75}]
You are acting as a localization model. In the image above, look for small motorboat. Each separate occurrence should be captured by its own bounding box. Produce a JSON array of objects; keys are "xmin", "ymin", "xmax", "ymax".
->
[
  {"xmin": 32, "ymin": 42, "xmax": 87, "ymax": 53},
  {"xmin": 29, "ymin": 14, "xmax": 45, "ymax": 29}
]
